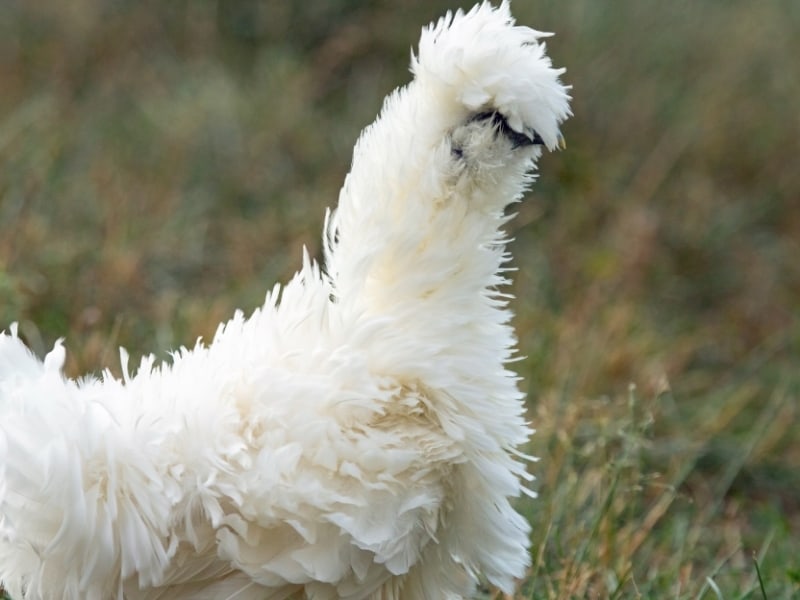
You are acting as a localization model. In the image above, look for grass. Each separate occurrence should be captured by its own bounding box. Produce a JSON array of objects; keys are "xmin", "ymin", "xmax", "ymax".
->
[{"xmin": 1, "ymin": 0, "xmax": 798, "ymax": 598}]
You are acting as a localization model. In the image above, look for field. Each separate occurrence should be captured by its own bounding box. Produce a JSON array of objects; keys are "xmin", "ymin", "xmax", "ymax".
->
[{"xmin": 1, "ymin": 1, "xmax": 798, "ymax": 598}]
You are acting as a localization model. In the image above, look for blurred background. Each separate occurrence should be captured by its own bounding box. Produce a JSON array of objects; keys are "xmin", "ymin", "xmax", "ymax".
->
[{"xmin": 1, "ymin": 1, "xmax": 798, "ymax": 597}]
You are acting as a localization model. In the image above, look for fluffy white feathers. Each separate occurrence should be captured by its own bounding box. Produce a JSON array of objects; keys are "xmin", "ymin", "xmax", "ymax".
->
[{"xmin": 0, "ymin": 2, "xmax": 570, "ymax": 599}]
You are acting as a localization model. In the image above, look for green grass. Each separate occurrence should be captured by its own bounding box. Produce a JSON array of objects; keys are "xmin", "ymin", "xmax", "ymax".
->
[{"xmin": 1, "ymin": 1, "xmax": 798, "ymax": 598}]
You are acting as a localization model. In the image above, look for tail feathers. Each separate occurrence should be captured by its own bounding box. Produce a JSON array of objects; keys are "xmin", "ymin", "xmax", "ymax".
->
[
  {"xmin": 0, "ymin": 323, "xmax": 65, "ymax": 388},
  {"xmin": 0, "ymin": 326, "xmax": 110, "ymax": 599},
  {"xmin": 0, "ymin": 323, "xmax": 72, "ymax": 441}
]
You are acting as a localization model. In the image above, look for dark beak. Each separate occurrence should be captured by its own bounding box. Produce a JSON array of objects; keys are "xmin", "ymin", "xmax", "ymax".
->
[{"xmin": 470, "ymin": 111, "xmax": 560, "ymax": 149}]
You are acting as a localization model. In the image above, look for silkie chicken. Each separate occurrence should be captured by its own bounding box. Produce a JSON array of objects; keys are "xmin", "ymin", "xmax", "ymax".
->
[{"xmin": 0, "ymin": 2, "xmax": 570, "ymax": 598}]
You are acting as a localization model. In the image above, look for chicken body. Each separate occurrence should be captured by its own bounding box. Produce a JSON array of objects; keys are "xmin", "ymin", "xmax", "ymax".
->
[{"xmin": 0, "ymin": 3, "xmax": 570, "ymax": 598}]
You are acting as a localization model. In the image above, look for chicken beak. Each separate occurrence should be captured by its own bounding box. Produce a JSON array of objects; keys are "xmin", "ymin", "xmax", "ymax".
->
[{"xmin": 557, "ymin": 132, "xmax": 567, "ymax": 150}]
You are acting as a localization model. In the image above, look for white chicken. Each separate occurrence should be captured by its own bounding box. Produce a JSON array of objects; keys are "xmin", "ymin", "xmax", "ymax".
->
[{"xmin": 0, "ymin": 2, "xmax": 570, "ymax": 598}]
